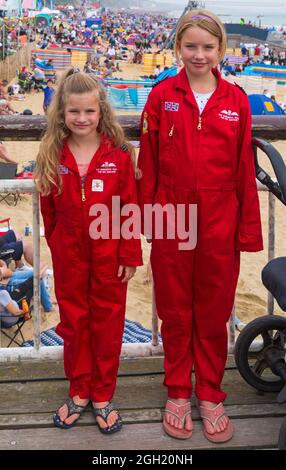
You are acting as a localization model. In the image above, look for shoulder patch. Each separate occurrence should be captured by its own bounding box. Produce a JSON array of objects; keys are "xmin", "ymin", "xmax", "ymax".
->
[
  {"xmin": 120, "ymin": 143, "xmax": 129, "ymax": 152},
  {"xmin": 234, "ymin": 82, "xmax": 247, "ymax": 95}
]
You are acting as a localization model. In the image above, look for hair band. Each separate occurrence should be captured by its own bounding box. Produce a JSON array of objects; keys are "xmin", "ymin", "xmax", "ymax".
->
[{"xmin": 191, "ymin": 14, "xmax": 220, "ymax": 28}]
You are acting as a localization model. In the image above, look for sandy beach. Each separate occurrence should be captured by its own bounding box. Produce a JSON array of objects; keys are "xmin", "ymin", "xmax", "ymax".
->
[{"xmin": 1, "ymin": 61, "xmax": 286, "ymax": 346}]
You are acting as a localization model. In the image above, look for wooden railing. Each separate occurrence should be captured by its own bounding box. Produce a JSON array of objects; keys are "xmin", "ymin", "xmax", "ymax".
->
[{"xmin": 1, "ymin": 114, "xmax": 286, "ymax": 141}]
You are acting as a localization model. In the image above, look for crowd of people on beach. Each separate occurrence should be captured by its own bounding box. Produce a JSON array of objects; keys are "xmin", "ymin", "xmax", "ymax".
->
[{"xmin": 222, "ymin": 42, "xmax": 286, "ymax": 78}]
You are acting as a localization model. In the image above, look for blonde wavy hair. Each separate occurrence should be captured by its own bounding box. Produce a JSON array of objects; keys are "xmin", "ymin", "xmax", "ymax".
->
[
  {"xmin": 35, "ymin": 68, "xmax": 135, "ymax": 195},
  {"xmin": 174, "ymin": 9, "xmax": 227, "ymax": 63}
]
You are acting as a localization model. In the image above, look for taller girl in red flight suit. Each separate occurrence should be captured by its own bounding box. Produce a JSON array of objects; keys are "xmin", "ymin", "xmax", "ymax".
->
[
  {"xmin": 137, "ymin": 10, "xmax": 263, "ymax": 442},
  {"xmin": 36, "ymin": 69, "xmax": 142, "ymax": 434}
]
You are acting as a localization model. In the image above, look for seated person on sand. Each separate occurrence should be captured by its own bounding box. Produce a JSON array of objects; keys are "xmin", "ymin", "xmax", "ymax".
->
[
  {"xmin": 83, "ymin": 61, "xmax": 92, "ymax": 73},
  {"xmin": 101, "ymin": 65, "xmax": 112, "ymax": 79},
  {"xmin": 0, "ymin": 229, "xmax": 34, "ymax": 269},
  {"xmin": 0, "ymin": 287, "xmax": 26, "ymax": 327},
  {"xmin": 0, "ymin": 142, "xmax": 17, "ymax": 164},
  {"xmin": 31, "ymin": 67, "xmax": 45, "ymax": 87},
  {"xmin": 0, "ymin": 259, "xmax": 54, "ymax": 313},
  {"xmin": 17, "ymin": 66, "xmax": 33, "ymax": 93},
  {"xmin": 0, "ymin": 228, "xmax": 56, "ymax": 309},
  {"xmin": 0, "ymin": 99, "xmax": 17, "ymax": 115},
  {"xmin": 0, "ymin": 82, "xmax": 17, "ymax": 114}
]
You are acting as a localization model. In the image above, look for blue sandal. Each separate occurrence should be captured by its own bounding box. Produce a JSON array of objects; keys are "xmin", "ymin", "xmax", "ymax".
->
[
  {"xmin": 92, "ymin": 401, "xmax": 122, "ymax": 434},
  {"xmin": 53, "ymin": 397, "xmax": 89, "ymax": 429}
]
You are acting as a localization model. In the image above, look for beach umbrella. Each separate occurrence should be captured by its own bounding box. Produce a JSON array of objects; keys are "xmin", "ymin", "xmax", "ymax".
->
[{"xmin": 248, "ymin": 94, "xmax": 285, "ymax": 115}]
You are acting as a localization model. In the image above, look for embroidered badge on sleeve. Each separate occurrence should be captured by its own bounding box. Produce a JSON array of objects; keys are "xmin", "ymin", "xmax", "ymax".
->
[
  {"xmin": 142, "ymin": 111, "xmax": 148, "ymax": 134},
  {"xmin": 58, "ymin": 165, "xmax": 69, "ymax": 175}
]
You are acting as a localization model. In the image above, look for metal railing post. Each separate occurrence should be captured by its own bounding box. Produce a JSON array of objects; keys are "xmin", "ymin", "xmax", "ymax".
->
[{"xmin": 267, "ymin": 191, "xmax": 275, "ymax": 315}]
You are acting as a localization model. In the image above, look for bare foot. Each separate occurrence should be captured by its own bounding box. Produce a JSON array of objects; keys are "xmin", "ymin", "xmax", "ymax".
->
[
  {"xmin": 165, "ymin": 398, "xmax": 193, "ymax": 431},
  {"xmin": 199, "ymin": 400, "xmax": 229, "ymax": 434},
  {"xmin": 92, "ymin": 401, "xmax": 119, "ymax": 429},
  {"xmin": 57, "ymin": 395, "xmax": 89, "ymax": 426}
]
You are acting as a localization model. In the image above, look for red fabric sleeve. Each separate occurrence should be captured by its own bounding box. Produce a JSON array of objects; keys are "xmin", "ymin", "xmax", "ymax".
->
[
  {"xmin": 118, "ymin": 151, "xmax": 143, "ymax": 267},
  {"xmin": 236, "ymin": 93, "xmax": 264, "ymax": 252},
  {"xmin": 136, "ymin": 87, "xmax": 161, "ymax": 237},
  {"xmin": 40, "ymin": 193, "xmax": 56, "ymax": 246}
]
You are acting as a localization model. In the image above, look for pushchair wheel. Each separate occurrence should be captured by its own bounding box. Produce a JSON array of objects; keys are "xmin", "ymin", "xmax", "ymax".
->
[{"xmin": 235, "ymin": 315, "xmax": 286, "ymax": 392}]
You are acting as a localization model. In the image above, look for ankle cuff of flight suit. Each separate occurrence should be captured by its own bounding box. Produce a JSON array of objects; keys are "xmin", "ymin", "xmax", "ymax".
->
[
  {"xmin": 195, "ymin": 383, "xmax": 227, "ymax": 403},
  {"xmin": 167, "ymin": 386, "xmax": 192, "ymax": 399}
]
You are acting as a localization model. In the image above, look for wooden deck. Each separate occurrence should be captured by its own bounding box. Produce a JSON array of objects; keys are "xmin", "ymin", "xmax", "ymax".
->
[{"xmin": 0, "ymin": 355, "xmax": 285, "ymax": 450}]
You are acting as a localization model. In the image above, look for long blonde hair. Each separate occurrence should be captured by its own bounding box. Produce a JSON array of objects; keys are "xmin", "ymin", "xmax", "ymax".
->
[
  {"xmin": 175, "ymin": 10, "xmax": 227, "ymax": 63},
  {"xmin": 35, "ymin": 68, "xmax": 135, "ymax": 195}
]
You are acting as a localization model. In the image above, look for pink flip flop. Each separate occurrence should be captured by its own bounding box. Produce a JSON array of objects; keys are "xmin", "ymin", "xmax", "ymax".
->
[
  {"xmin": 197, "ymin": 401, "xmax": 234, "ymax": 443},
  {"xmin": 162, "ymin": 399, "xmax": 193, "ymax": 440}
]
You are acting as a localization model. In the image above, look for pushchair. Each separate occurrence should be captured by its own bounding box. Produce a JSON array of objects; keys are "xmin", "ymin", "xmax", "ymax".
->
[{"xmin": 234, "ymin": 137, "xmax": 286, "ymax": 449}]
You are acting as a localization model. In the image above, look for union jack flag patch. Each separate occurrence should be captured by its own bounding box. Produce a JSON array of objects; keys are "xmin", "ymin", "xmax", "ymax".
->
[
  {"xmin": 164, "ymin": 101, "xmax": 179, "ymax": 112},
  {"xmin": 58, "ymin": 165, "xmax": 69, "ymax": 175}
]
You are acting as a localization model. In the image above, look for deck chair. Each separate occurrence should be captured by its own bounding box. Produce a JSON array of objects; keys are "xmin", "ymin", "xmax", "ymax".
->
[
  {"xmin": 0, "ymin": 277, "xmax": 33, "ymax": 347},
  {"xmin": 0, "ymin": 163, "xmax": 21, "ymax": 206},
  {"xmin": 0, "ymin": 312, "xmax": 29, "ymax": 347}
]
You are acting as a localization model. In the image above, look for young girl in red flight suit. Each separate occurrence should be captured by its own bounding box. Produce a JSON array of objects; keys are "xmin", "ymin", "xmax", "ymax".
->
[
  {"xmin": 36, "ymin": 69, "xmax": 142, "ymax": 434},
  {"xmin": 137, "ymin": 10, "xmax": 263, "ymax": 442}
]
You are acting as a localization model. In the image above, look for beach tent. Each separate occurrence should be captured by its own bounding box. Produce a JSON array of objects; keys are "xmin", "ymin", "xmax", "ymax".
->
[
  {"xmin": 34, "ymin": 13, "xmax": 51, "ymax": 26},
  {"xmin": 248, "ymin": 94, "xmax": 285, "ymax": 115},
  {"xmin": 85, "ymin": 16, "xmax": 102, "ymax": 30}
]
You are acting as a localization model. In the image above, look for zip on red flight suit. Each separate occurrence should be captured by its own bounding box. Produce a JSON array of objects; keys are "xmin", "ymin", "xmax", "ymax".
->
[
  {"xmin": 41, "ymin": 136, "xmax": 143, "ymax": 402},
  {"xmin": 137, "ymin": 67, "xmax": 263, "ymax": 402}
]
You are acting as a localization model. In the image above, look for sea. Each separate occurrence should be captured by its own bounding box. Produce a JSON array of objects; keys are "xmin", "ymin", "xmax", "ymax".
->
[{"xmin": 167, "ymin": 1, "xmax": 286, "ymax": 27}]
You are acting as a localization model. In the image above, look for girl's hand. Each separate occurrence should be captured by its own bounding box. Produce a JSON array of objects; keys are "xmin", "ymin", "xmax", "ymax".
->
[
  {"xmin": 117, "ymin": 265, "xmax": 136, "ymax": 283},
  {"xmin": 134, "ymin": 168, "xmax": 143, "ymax": 180}
]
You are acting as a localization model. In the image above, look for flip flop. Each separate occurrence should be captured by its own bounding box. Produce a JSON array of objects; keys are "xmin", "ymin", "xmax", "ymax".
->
[
  {"xmin": 162, "ymin": 399, "xmax": 193, "ymax": 440},
  {"xmin": 53, "ymin": 397, "xmax": 90, "ymax": 429},
  {"xmin": 197, "ymin": 401, "xmax": 234, "ymax": 443},
  {"xmin": 92, "ymin": 401, "xmax": 123, "ymax": 435}
]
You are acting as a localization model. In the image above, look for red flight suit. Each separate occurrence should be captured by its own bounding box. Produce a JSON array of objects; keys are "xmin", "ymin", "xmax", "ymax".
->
[
  {"xmin": 137, "ymin": 68, "xmax": 263, "ymax": 402},
  {"xmin": 41, "ymin": 136, "xmax": 143, "ymax": 402}
]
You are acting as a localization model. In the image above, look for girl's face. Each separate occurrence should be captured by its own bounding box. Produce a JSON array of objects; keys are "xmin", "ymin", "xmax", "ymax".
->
[
  {"xmin": 64, "ymin": 91, "xmax": 100, "ymax": 138},
  {"xmin": 178, "ymin": 26, "xmax": 220, "ymax": 78}
]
